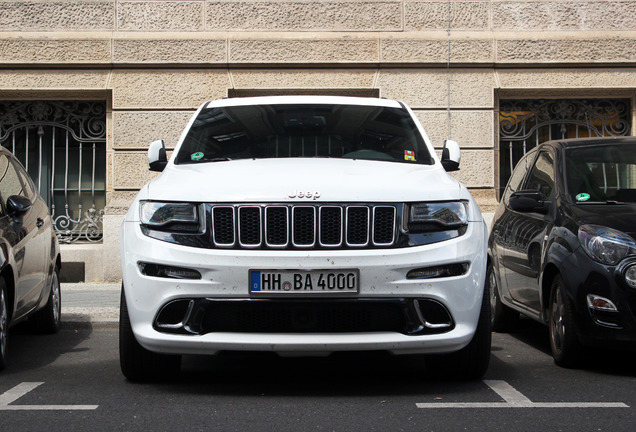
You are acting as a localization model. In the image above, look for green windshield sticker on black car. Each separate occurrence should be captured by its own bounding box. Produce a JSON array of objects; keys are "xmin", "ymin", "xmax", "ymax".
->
[
  {"xmin": 191, "ymin": 152, "xmax": 204, "ymax": 161},
  {"xmin": 576, "ymin": 193, "xmax": 590, "ymax": 202}
]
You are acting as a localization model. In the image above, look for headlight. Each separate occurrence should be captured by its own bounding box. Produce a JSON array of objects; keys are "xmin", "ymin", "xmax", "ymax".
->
[
  {"xmin": 140, "ymin": 201, "xmax": 200, "ymax": 231},
  {"xmin": 578, "ymin": 224, "xmax": 636, "ymax": 265},
  {"xmin": 407, "ymin": 201, "xmax": 468, "ymax": 232},
  {"xmin": 625, "ymin": 264, "xmax": 636, "ymax": 288}
]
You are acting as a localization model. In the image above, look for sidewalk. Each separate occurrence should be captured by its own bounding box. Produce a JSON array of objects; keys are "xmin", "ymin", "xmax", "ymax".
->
[{"xmin": 61, "ymin": 283, "xmax": 120, "ymax": 326}]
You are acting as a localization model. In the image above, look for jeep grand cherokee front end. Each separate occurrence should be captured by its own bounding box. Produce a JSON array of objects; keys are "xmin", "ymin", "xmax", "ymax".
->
[{"xmin": 120, "ymin": 96, "xmax": 490, "ymax": 381}]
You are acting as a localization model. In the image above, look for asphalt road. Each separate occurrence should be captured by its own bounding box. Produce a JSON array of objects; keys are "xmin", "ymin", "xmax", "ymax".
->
[{"xmin": 2, "ymin": 296, "xmax": 636, "ymax": 431}]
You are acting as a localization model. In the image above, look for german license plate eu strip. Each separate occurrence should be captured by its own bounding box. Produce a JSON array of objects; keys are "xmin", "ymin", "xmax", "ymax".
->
[{"xmin": 250, "ymin": 270, "xmax": 359, "ymax": 294}]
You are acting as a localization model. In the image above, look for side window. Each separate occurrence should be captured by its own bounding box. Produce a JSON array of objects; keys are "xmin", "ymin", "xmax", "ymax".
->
[
  {"xmin": 525, "ymin": 151, "xmax": 555, "ymax": 200},
  {"xmin": 502, "ymin": 150, "xmax": 535, "ymax": 204},
  {"xmin": 13, "ymin": 159, "xmax": 36, "ymax": 200},
  {"xmin": 0, "ymin": 154, "xmax": 26, "ymax": 198}
]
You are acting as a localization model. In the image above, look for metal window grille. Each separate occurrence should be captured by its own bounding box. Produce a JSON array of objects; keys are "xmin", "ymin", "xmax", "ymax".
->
[
  {"xmin": 0, "ymin": 101, "xmax": 106, "ymax": 243},
  {"xmin": 499, "ymin": 99, "xmax": 631, "ymax": 196}
]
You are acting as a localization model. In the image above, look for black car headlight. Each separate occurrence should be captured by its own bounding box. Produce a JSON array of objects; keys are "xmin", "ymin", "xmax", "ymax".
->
[
  {"xmin": 578, "ymin": 224, "xmax": 636, "ymax": 265},
  {"xmin": 407, "ymin": 201, "xmax": 468, "ymax": 232},
  {"xmin": 140, "ymin": 201, "xmax": 201, "ymax": 232}
]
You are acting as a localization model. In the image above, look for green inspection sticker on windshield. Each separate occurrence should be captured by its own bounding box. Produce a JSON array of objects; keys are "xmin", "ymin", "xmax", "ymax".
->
[
  {"xmin": 576, "ymin": 193, "xmax": 590, "ymax": 202},
  {"xmin": 191, "ymin": 152, "xmax": 204, "ymax": 161}
]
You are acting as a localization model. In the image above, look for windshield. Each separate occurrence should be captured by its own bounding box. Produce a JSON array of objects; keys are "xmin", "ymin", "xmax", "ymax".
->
[
  {"xmin": 174, "ymin": 103, "xmax": 434, "ymax": 165},
  {"xmin": 566, "ymin": 143, "xmax": 636, "ymax": 203}
]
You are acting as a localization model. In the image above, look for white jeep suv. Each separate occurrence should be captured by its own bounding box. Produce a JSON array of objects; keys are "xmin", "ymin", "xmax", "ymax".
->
[{"xmin": 120, "ymin": 95, "xmax": 490, "ymax": 381}]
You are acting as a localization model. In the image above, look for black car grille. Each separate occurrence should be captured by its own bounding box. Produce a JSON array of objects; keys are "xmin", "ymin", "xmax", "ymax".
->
[
  {"xmin": 154, "ymin": 298, "xmax": 454, "ymax": 336},
  {"xmin": 205, "ymin": 300, "xmax": 404, "ymax": 333},
  {"xmin": 210, "ymin": 204, "xmax": 397, "ymax": 249}
]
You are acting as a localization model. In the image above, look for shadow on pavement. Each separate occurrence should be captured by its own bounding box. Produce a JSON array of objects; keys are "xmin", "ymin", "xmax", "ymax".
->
[
  {"xmin": 499, "ymin": 316, "xmax": 636, "ymax": 377},
  {"xmin": 3, "ymin": 320, "xmax": 93, "ymax": 374},
  {"xmin": 140, "ymin": 351, "xmax": 490, "ymax": 399}
]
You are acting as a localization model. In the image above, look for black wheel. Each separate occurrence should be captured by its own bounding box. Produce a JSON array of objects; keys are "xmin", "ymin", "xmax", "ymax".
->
[
  {"xmin": 489, "ymin": 262, "xmax": 519, "ymax": 332},
  {"xmin": 30, "ymin": 268, "xmax": 61, "ymax": 334},
  {"xmin": 120, "ymin": 287, "xmax": 181, "ymax": 382},
  {"xmin": 0, "ymin": 279, "xmax": 8, "ymax": 371},
  {"xmin": 427, "ymin": 278, "xmax": 492, "ymax": 380},
  {"xmin": 549, "ymin": 275, "xmax": 582, "ymax": 368}
]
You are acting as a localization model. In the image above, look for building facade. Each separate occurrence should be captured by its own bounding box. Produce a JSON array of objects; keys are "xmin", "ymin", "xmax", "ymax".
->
[{"xmin": 0, "ymin": 0, "xmax": 635, "ymax": 281}]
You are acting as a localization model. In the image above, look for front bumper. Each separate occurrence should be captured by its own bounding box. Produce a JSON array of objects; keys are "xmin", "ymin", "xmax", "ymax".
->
[
  {"xmin": 121, "ymin": 219, "xmax": 488, "ymax": 356},
  {"xmin": 561, "ymin": 251, "xmax": 636, "ymax": 349}
]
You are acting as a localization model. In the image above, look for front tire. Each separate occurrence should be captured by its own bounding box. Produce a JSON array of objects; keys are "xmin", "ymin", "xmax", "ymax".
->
[
  {"xmin": 549, "ymin": 275, "xmax": 582, "ymax": 368},
  {"xmin": 30, "ymin": 269, "xmax": 61, "ymax": 334},
  {"xmin": 427, "ymin": 279, "xmax": 492, "ymax": 380},
  {"xmin": 119, "ymin": 287, "xmax": 181, "ymax": 382},
  {"xmin": 489, "ymin": 263, "xmax": 519, "ymax": 332},
  {"xmin": 0, "ymin": 280, "xmax": 8, "ymax": 371}
]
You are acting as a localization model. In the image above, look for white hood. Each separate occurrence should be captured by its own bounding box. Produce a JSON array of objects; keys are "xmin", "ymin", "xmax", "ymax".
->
[{"xmin": 145, "ymin": 158, "xmax": 463, "ymax": 203}]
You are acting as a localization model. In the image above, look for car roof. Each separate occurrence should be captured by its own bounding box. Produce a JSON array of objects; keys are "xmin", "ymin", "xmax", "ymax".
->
[
  {"xmin": 542, "ymin": 136, "xmax": 636, "ymax": 150},
  {"xmin": 202, "ymin": 95, "xmax": 403, "ymax": 109}
]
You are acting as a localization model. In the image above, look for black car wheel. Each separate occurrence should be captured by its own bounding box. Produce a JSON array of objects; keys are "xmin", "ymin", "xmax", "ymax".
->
[
  {"xmin": 489, "ymin": 263, "xmax": 519, "ymax": 332},
  {"xmin": 119, "ymin": 287, "xmax": 181, "ymax": 382},
  {"xmin": 427, "ymin": 278, "xmax": 492, "ymax": 380},
  {"xmin": 549, "ymin": 275, "xmax": 581, "ymax": 367},
  {"xmin": 0, "ymin": 279, "xmax": 7, "ymax": 371},
  {"xmin": 30, "ymin": 269, "xmax": 61, "ymax": 334}
]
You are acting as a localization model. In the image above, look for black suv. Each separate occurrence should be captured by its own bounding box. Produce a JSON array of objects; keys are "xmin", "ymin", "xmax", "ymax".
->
[
  {"xmin": 0, "ymin": 147, "xmax": 61, "ymax": 371},
  {"xmin": 489, "ymin": 137, "xmax": 636, "ymax": 367}
]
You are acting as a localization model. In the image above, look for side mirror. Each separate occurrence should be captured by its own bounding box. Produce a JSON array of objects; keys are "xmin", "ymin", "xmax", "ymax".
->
[
  {"xmin": 7, "ymin": 195, "xmax": 32, "ymax": 215},
  {"xmin": 441, "ymin": 140, "xmax": 461, "ymax": 172},
  {"xmin": 509, "ymin": 190, "xmax": 550, "ymax": 214},
  {"xmin": 148, "ymin": 140, "xmax": 168, "ymax": 172}
]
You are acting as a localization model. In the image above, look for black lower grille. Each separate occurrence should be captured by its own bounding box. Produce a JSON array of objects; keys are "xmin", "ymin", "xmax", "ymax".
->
[
  {"xmin": 206, "ymin": 301, "xmax": 403, "ymax": 333},
  {"xmin": 154, "ymin": 298, "xmax": 454, "ymax": 336}
]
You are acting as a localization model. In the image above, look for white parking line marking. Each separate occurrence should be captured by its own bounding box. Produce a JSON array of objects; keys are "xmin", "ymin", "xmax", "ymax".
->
[
  {"xmin": 416, "ymin": 380, "xmax": 629, "ymax": 409},
  {"xmin": 485, "ymin": 380, "xmax": 535, "ymax": 407},
  {"xmin": 0, "ymin": 382, "xmax": 43, "ymax": 405},
  {"xmin": 0, "ymin": 382, "xmax": 98, "ymax": 411}
]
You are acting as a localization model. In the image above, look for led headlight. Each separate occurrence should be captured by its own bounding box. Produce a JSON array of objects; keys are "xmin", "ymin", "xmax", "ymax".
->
[
  {"xmin": 140, "ymin": 201, "xmax": 199, "ymax": 230},
  {"xmin": 578, "ymin": 224, "xmax": 636, "ymax": 265},
  {"xmin": 407, "ymin": 201, "xmax": 468, "ymax": 232}
]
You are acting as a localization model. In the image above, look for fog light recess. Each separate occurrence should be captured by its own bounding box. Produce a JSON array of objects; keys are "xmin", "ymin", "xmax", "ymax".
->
[
  {"xmin": 138, "ymin": 262, "xmax": 201, "ymax": 280},
  {"xmin": 586, "ymin": 294, "xmax": 618, "ymax": 312},
  {"xmin": 586, "ymin": 294, "xmax": 622, "ymax": 328},
  {"xmin": 624, "ymin": 264, "xmax": 636, "ymax": 289},
  {"xmin": 407, "ymin": 263, "xmax": 469, "ymax": 280}
]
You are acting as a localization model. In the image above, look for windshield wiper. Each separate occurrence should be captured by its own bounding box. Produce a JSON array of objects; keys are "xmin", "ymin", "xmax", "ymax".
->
[{"xmin": 577, "ymin": 200, "xmax": 624, "ymax": 205}]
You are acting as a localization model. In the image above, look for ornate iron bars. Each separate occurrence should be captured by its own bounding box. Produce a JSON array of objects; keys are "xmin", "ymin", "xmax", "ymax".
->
[
  {"xmin": 499, "ymin": 99, "xmax": 631, "ymax": 195},
  {"xmin": 0, "ymin": 101, "xmax": 106, "ymax": 243}
]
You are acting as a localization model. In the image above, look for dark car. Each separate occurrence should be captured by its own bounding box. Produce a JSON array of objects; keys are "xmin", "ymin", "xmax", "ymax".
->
[
  {"xmin": 0, "ymin": 146, "xmax": 61, "ymax": 371},
  {"xmin": 489, "ymin": 136, "xmax": 636, "ymax": 367}
]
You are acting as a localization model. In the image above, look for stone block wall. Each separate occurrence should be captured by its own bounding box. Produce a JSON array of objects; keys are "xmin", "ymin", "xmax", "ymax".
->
[{"xmin": 0, "ymin": 0, "xmax": 635, "ymax": 280}]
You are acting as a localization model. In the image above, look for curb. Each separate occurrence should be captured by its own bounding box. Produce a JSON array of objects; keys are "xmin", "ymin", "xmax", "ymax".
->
[{"xmin": 61, "ymin": 283, "xmax": 120, "ymax": 325}]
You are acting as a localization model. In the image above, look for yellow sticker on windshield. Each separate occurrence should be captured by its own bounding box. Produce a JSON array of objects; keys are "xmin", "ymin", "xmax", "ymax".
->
[{"xmin": 404, "ymin": 150, "xmax": 416, "ymax": 161}]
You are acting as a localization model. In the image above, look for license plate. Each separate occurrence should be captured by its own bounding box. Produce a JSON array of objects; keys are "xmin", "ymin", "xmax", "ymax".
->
[{"xmin": 250, "ymin": 270, "xmax": 359, "ymax": 294}]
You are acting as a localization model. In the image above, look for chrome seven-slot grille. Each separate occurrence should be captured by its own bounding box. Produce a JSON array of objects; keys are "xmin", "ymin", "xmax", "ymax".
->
[{"xmin": 210, "ymin": 204, "xmax": 397, "ymax": 249}]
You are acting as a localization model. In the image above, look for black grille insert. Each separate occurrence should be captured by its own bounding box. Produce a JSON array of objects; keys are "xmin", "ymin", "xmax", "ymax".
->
[
  {"xmin": 347, "ymin": 206, "xmax": 369, "ymax": 245},
  {"xmin": 212, "ymin": 207, "xmax": 234, "ymax": 245},
  {"xmin": 293, "ymin": 206, "xmax": 316, "ymax": 246}
]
